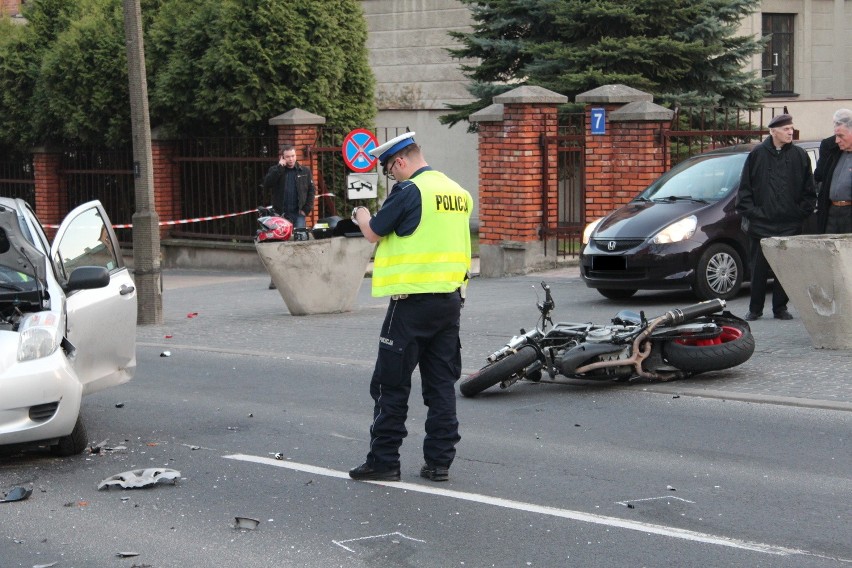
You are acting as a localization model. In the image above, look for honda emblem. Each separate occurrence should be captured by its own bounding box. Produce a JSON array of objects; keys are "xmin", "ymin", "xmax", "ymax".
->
[{"xmin": 607, "ymin": 241, "xmax": 616, "ymax": 251}]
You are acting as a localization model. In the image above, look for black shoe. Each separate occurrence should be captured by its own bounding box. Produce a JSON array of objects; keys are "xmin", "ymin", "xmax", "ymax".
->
[
  {"xmin": 744, "ymin": 311, "xmax": 762, "ymax": 321},
  {"xmin": 268, "ymin": 280, "xmax": 277, "ymax": 290},
  {"xmin": 420, "ymin": 463, "xmax": 450, "ymax": 482},
  {"xmin": 348, "ymin": 462, "xmax": 400, "ymax": 482},
  {"xmin": 774, "ymin": 309, "xmax": 794, "ymax": 320}
]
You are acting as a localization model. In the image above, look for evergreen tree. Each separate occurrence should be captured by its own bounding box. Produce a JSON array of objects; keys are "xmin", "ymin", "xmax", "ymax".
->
[
  {"xmin": 147, "ymin": 0, "xmax": 374, "ymax": 137},
  {"xmin": 442, "ymin": 0, "xmax": 767, "ymax": 128},
  {"xmin": 0, "ymin": 0, "xmax": 374, "ymax": 150}
]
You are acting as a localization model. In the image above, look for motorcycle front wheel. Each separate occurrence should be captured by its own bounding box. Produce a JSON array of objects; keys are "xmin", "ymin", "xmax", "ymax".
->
[
  {"xmin": 661, "ymin": 319, "xmax": 755, "ymax": 374},
  {"xmin": 459, "ymin": 346, "xmax": 539, "ymax": 397}
]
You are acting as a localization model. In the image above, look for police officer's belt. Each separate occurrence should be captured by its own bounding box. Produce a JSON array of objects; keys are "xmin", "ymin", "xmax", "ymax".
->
[{"xmin": 391, "ymin": 290, "xmax": 460, "ymax": 301}]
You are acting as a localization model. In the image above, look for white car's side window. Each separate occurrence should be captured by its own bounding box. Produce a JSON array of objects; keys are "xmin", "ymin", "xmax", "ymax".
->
[{"xmin": 55, "ymin": 207, "xmax": 118, "ymax": 279}]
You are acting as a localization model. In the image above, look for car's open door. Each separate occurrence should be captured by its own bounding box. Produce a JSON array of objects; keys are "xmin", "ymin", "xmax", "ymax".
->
[{"xmin": 50, "ymin": 201, "xmax": 137, "ymax": 395}]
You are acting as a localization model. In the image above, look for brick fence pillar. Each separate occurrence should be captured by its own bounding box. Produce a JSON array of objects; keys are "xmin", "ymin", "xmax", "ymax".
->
[
  {"xmin": 269, "ymin": 109, "xmax": 326, "ymax": 227},
  {"xmin": 575, "ymin": 85, "xmax": 674, "ymax": 222},
  {"xmin": 470, "ymin": 86, "xmax": 567, "ymax": 277},
  {"xmin": 31, "ymin": 147, "xmax": 67, "ymax": 241},
  {"xmin": 151, "ymin": 129, "xmax": 181, "ymax": 240}
]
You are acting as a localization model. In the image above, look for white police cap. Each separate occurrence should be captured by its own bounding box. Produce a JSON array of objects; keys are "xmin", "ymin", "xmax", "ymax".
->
[{"xmin": 369, "ymin": 132, "xmax": 416, "ymax": 166}]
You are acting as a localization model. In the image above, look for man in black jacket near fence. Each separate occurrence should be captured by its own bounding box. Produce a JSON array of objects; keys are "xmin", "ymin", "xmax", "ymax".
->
[
  {"xmin": 814, "ymin": 109, "xmax": 852, "ymax": 235},
  {"xmin": 263, "ymin": 144, "xmax": 316, "ymax": 229},
  {"xmin": 736, "ymin": 113, "xmax": 816, "ymax": 322}
]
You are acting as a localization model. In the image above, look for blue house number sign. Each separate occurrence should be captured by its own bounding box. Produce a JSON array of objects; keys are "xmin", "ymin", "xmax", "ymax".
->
[{"xmin": 591, "ymin": 108, "xmax": 606, "ymax": 135}]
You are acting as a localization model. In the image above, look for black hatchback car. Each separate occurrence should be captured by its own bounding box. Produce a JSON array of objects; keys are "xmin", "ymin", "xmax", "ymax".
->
[{"xmin": 580, "ymin": 142, "xmax": 819, "ymax": 301}]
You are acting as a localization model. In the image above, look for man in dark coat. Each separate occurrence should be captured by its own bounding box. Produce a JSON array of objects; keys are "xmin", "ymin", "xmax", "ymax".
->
[
  {"xmin": 736, "ymin": 113, "xmax": 817, "ymax": 321},
  {"xmin": 814, "ymin": 109, "xmax": 852, "ymax": 234},
  {"xmin": 262, "ymin": 144, "xmax": 316, "ymax": 229}
]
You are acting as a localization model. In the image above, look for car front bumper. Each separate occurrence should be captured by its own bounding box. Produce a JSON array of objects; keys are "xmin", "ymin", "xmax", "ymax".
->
[
  {"xmin": 0, "ymin": 337, "xmax": 83, "ymax": 447},
  {"xmin": 580, "ymin": 239, "xmax": 704, "ymax": 291}
]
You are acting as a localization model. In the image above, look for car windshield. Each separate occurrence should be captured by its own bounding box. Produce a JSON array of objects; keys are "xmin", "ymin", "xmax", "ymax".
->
[{"xmin": 636, "ymin": 153, "xmax": 748, "ymax": 203}]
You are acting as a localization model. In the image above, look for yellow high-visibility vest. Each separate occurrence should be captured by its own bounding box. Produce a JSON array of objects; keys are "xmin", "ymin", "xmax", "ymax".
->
[{"xmin": 372, "ymin": 171, "xmax": 472, "ymax": 297}]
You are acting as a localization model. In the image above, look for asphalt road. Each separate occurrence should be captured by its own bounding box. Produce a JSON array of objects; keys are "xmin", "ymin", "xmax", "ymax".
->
[{"xmin": 1, "ymin": 268, "xmax": 850, "ymax": 567}]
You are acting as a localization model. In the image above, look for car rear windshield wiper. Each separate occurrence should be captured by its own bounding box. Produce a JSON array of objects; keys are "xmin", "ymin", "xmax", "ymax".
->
[{"xmin": 653, "ymin": 195, "xmax": 708, "ymax": 204}]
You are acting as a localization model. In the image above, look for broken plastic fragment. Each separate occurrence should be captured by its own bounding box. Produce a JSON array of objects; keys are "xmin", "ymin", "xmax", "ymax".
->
[
  {"xmin": 667, "ymin": 485, "xmax": 676, "ymax": 491},
  {"xmin": 160, "ymin": 351, "xmax": 171, "ymax": 357},
  {"xmin": 116, "ymin": 552, "xmax": 140, "ymax": 558},
  {"xmin": 234, "ymin": 516, "xmax": 260, "ymax": 530},
  {"xmin": 98, "ymin": 468, "xmax": 181, "ymax": 490},
  {"xmin": 186, "ymin": 312, "xmax": 198, "ymax": 318},
  {"xmin": 0, "ymin": 486, "xmax": 32, "ymax": 503}
]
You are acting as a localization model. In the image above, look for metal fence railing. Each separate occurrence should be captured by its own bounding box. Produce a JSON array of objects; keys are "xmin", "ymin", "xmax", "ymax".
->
[
  {"xmin": 60, "ymin": 147, "xmax": 135, "ymax": 244},
  {"xmin": 172, "ymin": 136, "xmax": 276, "ymax": 241},
  {"xmin": 544, "ymin": 114, "xmax": 585, "ymax": 258},
  {"xmin": 663, "ymin": 106, "xmax": 789, "ymax": 166},
  {"xmin": 0, "ymin": 155, "xmax": 35, "ymax": 205}
]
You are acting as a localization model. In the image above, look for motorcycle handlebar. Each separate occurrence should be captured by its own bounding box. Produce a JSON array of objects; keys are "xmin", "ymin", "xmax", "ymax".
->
[
  {"xmin": 660, "ymin": 298, "xmax": 725, "ymax": 325},
  {"xmin": 540, "ymin": 281, "xmax": 555, "ymax": 312}
]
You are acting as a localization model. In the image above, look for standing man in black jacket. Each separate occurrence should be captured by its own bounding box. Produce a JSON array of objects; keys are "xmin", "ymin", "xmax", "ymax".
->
[
  {"xmin": 814, "ymin": 109, "xmax": 852, "ymax": 234},
  {"xmin": 263, "ymin": 144, "xmax": 316, "ymax": 230},
  {"xmin": 736, "ymin": 113, "xmax": 817, "ymax": 321}
]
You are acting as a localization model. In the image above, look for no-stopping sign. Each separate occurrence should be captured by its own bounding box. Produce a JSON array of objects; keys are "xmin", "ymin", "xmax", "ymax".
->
[{"xmin": 342, "ymin": 129, "xmax": 379, "ymax": 173}]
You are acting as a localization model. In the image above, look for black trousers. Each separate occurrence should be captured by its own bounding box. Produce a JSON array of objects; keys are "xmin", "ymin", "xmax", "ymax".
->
[
  {"xmin": 748, "ymin": 236, "xmax": 789, "ymax": 315},
  {"xmin": 366, "ymin": 292, "xmax": 462, "ymax": 468}
]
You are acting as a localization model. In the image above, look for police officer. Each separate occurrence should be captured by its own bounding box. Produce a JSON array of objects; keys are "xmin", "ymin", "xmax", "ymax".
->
[{"xmin": 349, "ymin": 132, "xmax": 472, "ymax": 482}]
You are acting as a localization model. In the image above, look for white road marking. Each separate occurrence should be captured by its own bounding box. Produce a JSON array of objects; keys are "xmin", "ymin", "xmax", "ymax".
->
[
  {"xmin": 333, "ymin": 531, "xmax": 426, "ymax": 553},
  {"xmin": 616, "ymin": 496, "xmax": 696, "ymax": 506},
  {"xmin": 224, "ymin": 454, "xmax": 844, "ymax": 560}
]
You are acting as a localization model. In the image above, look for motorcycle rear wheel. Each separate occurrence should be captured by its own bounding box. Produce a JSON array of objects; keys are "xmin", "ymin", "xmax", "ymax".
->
[
  {"xmin": 661, "ymin": 319, "xmax": 755, "ymax": 374},
  {"xmin": 459, "ymin": 346, "xmax": 539, "ymax": 397}
]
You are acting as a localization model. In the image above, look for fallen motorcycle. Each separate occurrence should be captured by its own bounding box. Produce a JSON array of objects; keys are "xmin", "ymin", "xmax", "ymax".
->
[{"xmin": 459, "ymin": 282, "xmax": 755, "ymax": 397}]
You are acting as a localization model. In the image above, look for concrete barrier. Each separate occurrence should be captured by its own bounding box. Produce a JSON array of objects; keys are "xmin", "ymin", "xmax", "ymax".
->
[
  {"xmin": 762, "ymin": 234, "xmax": 852, "ymax": 349},
  {"xmin": 255, "ymin": 236, "xmax": 376, "ymax": 315}
]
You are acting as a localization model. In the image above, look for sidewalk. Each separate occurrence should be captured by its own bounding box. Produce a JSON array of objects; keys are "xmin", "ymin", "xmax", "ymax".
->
[{"xmin": 137, "ymin": 265, "xmax": 852, "ymax": 413}]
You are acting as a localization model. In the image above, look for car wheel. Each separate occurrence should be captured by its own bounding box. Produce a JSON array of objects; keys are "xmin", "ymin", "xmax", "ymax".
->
[
  {"xmin": 693, "ymin": 243, "xmax": 743, "ymax": 300},
  {"xmin": 51, "ymin": 415, "xmax": 88, "ymax": 457},
  {"xmin": 597, "ymin": 288, "xmax": 637, "ymax": 300}
]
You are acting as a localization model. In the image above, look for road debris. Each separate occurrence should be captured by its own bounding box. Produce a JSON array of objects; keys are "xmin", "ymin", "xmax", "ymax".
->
[
  {"xmin": 233, "ymin": 516, "xmax": 260, "ymax": 530},
  {"xmin": 160, "ymin": 351, "xmax": 171, "ymax": 357},
  {"xmin": 116, "ymin": 552, "xmax": 140, "ymax": 558},
  {"xmin": 98, "ymin": 468, "xmax": 181, "ymax": 490},
  {"xmin": 0, "ymin": 486, "xmax": 32, "ymax": 503}
]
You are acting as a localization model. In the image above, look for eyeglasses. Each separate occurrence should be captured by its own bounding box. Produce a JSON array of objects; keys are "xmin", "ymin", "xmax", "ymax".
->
[{"xmin": 385, "ymin": 157, "xmax": 399, "ymax": 179}]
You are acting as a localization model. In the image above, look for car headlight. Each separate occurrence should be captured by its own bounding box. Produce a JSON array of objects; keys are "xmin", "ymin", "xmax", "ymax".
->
[
  {"xmin": 653, "ymin": 215, "xmax": 698, "ymax": 244},
  {"xmin": 582, "ymin": 218, "xmax": 603, "ymax": 245},
  {"xmin": 18, "ymin": 311, "xmax": 63, "ymax": 362}
]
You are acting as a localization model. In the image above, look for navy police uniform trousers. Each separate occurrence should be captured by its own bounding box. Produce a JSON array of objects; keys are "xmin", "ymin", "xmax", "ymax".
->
[{"xmin": 366, "ymin": 290, "xmax": 463, "ymax": 468}]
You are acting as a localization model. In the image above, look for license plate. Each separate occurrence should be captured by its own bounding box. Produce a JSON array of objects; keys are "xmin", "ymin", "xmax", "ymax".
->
[{"xmin": 592, "ymin": 256, "xmax": 625, "ymax": 271}]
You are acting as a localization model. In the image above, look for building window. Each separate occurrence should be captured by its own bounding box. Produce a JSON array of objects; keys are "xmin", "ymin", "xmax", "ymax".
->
[{"xmin": 762, "ymin": 14, "xmax": 795, "ymax": 95}]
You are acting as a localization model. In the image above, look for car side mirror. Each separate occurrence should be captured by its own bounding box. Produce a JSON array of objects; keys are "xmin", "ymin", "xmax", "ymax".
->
[{"xmin": 65, "ymin": 265, "xmax": 110, "ymax": 292}]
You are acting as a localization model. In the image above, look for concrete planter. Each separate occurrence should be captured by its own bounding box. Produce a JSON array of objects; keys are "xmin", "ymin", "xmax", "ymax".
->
[
  {"xmin": 256, "ymin": 236, "xmax": 375, "ymax": 315},
  {"xmin": 761, "ymin": 234, "xmax": 852, "ymax": 349}
]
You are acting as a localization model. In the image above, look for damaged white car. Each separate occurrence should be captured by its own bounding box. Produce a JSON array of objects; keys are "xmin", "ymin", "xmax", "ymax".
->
[{"xmin": 0, "ymin": 198, "xmax": 136, "ymax": 455}]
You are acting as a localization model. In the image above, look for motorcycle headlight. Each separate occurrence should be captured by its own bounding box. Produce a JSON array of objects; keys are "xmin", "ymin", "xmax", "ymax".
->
[
  {"xmin": 18, "ymin": 311, "xmax": 63, "ymax": 362},
  {"xmin": 582, "ymin": 218, "xmax": 603, "ymax": 245},
  {"xmin": 653, "ymin": 215, "xmax": 697, "ymax": 244}
]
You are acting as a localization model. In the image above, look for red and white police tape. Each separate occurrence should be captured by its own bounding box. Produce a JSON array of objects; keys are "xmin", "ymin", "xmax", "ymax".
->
[{"xmin": 45, "ymin": 193, "xmax": 336, "ymax": 229}]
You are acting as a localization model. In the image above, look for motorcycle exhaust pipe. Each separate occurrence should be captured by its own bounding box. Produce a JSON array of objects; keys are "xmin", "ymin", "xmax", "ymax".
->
[{"xmin": 661, "ymin": 298, "xmax": 725, "ymax": 325}]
